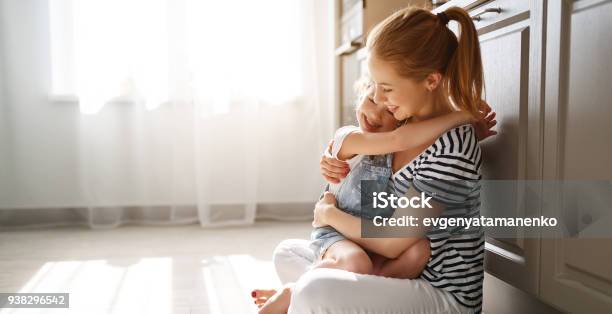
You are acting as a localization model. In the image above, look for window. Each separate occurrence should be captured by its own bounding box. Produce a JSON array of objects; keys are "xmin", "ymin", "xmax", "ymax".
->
[{"xmin": 49, "ymin": 0, "xmax": 304, "ymax": 114}]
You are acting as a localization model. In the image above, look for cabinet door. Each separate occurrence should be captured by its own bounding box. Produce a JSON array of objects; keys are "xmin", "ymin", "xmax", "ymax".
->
[
  {"xmin": 541, "ymin": 0, "xmax": 612, "ymax": 312},
  {"xmin": 340, "ymin": 51, "xmax": 360, "ymax": 126},
  {"xmin": 448, "ymin": 0, "xmax": 544, "ymax": 295}
]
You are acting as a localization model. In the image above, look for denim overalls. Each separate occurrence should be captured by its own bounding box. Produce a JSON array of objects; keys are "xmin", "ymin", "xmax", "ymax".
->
[{"xmin": 310, "ymin": 153, "xmax": 396, "ymax": 259}]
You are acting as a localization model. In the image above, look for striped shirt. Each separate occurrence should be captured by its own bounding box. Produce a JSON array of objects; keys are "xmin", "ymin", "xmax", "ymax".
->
[{"xmin": 391, "ymin": 124, "xmax": 484, "ymax": 312}]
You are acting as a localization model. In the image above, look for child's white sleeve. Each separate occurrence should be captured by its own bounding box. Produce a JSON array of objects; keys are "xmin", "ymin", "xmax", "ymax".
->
[{"xmin": 330, "ymin": 125, "xmax": 361, "ymax": 159}]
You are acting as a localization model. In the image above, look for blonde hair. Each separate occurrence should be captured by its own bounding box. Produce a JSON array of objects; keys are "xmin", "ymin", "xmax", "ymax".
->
[
  {"xmin": 353, "ymin": 76, "xmax": 373, "ymax": 107},
  {"xmin": 366, "ymin": 6, "xmax": 483, "ymax": 116},
  {"xmin": 353, "ymin": 75, "xmax": 408, "ymax": 126}
]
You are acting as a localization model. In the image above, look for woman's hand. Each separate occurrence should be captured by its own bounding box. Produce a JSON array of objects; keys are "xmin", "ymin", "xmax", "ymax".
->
[
  {"xmin": 320, "ymin": 140, "xmax": 350, "ymax": 184},
  {"xmin": 313, "ymin": 192, "xmax": 338, "ymax": 228},
  {"xmin": 473, "ymin": 100, "xmax": 498, "ymax": 141}
]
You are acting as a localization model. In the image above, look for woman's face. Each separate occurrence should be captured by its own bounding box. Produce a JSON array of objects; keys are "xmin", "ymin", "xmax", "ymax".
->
[
  {"xmin": 355, "ymin": 86, "xmax": 398, "ymax": 133},
  {"xmin": 367, "ymin": 54, "xmax": 433, "ymax": 121}
]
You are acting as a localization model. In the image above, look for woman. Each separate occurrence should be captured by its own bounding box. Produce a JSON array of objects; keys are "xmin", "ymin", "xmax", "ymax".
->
[{"xmin": 255, "ymin": 6, "xmax": 496, "ymax": 313}]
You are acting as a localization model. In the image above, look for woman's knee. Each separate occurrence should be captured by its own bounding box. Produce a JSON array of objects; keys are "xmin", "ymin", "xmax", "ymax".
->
[
  {"xmin": 272, "ymin": 239, "xmax": 295, "ymax": 265},
  {"xmin": 273, "ymin": 239, "xmax": 315, "ymax": 284},
  {"xmin": 273, "ymin": 239, "xmax": 313, "ymax": 262}
]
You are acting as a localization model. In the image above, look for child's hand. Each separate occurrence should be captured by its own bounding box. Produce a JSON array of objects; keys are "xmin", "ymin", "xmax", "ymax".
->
[
  {"xmin": 320, "ymin": 140, "xmax": 350, "ymax": 184},
  {"xmin": 473, "ymin": 100, "xmax": 498, "ymax": 141},
  {"xmin": 313, "ymin": 192, "xmax": 337, "ymax": 228}
]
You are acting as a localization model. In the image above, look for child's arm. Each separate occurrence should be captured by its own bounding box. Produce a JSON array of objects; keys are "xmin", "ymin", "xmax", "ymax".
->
[{"xmin": 338, "ymin": 111, "xmax": 473, "ymax": 159}]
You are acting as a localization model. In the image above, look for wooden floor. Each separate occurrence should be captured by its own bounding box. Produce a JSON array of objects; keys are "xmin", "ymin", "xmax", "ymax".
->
[
  {"xmin": 0, "ymin": 221, "xmax": 312, "ymax": 314},
  {"xmin": 0, "ymin": 220, "xmax": 561, "ymax": 314}
]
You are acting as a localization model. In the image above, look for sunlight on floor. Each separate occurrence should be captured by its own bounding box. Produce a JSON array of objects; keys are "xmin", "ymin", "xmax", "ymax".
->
[
  {"xmin": 0, "ymin": 222, "xmax": 311, "ymax": 314},
  {"xmin": 1, "ymin": 254, "xmax": 279, "ymax": 314}
]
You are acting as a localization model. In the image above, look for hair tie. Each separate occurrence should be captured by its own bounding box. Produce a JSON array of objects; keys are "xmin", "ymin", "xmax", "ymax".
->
[{"xmin": 437, "ymin": 12, "xmax": 449, "ymax": 25}]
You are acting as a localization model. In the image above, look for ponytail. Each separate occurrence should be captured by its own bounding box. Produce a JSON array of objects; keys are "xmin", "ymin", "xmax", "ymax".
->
[
  {"xmin": 366, "ymin": 6, "xmax": 484, "ymax": 116},
  {"xmin": 443, "ymin": 7, "xmax": 484, "ymax": 116}
]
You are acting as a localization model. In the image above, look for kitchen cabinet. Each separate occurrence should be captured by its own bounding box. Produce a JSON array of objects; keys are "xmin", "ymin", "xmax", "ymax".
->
[
  {"xmin": 435, "ymin": 0, "xmax": 612, "ymax": 312},
  {"xmin": 540, "ymin": 0, "xmax": 612, "ymax": 312},
  {"xmin": 333, "ymin": 0, "xmax": 612, "ymax": 311}
]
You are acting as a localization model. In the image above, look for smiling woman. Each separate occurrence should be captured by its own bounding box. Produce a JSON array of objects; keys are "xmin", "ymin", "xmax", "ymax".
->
[
  {"xmin": 368, "ymin": 54, "xmax": 454, "ymax": 122},
  {"xmin": 255, "ymin": 4, "xmax": 495, "ymax": 313}
]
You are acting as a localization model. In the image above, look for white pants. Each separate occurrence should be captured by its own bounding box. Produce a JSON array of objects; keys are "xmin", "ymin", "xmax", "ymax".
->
[{"xmin": 273, "ymin": 239, "xmax": 473, "ymax": 314}]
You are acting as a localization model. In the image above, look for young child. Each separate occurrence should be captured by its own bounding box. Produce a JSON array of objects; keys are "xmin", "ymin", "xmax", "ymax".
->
[{"xmin": 309, "ymin": 78, "xmax": 474, "ymax": 273}]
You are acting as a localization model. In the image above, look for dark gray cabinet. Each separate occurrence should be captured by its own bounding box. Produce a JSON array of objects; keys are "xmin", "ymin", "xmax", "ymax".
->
[{"xmin": 437, "ymin": 0, "xmax": 612, "ymax": 312}]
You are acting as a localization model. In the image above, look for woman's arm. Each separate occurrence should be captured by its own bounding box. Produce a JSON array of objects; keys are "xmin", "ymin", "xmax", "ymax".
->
[
  {"xmin": 313, "ymin": 191, "xmax": 444, "ymax": 259},
  {"xmin": 338, "ymin": 111, "xmax": 473, "ymax": 158}
]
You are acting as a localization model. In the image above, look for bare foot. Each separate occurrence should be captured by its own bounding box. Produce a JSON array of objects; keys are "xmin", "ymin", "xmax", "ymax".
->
[
  {"xmin": 251, "ymin": 289, "xmax": 277, "ymax": 308},
  {"xmin": 257, "ymin": 284, "xmax": 293, "ymax": 314}
]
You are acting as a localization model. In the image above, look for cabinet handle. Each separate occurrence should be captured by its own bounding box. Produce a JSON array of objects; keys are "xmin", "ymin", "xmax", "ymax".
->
[
  {"xmin": 471, "ymin": 7, "xmax": 502, "ymax": 21},
  {"xmin": 335, "ymin": 40, "xmax": 361, "ymax": 56}
]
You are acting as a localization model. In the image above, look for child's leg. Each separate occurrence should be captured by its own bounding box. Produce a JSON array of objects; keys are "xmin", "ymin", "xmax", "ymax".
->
[
  {"xmin": 255, "ymin": 239, "xmax": 373, "ymax": 313},
  {"xmin": 312, "ymin": 239, "xmax": 374, "ymax": 275},
  {"xmin": 375, "ymin": 238, "xmax": 431, "ymax": 279}
]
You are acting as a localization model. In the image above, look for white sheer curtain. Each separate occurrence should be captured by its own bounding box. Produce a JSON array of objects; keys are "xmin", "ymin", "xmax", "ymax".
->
[{"xmin": 0, "ymin": 0, "xmax": 334, "ymax": 228}]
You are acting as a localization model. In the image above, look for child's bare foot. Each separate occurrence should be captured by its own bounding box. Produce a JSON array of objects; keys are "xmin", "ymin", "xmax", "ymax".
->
[
  {"xmin": 256, "ymin": 284, "xmax": 293, "ymax": 314},
  {"xmin": 251, "ymin": 289, "xmax": 277, "ymax": 308}
]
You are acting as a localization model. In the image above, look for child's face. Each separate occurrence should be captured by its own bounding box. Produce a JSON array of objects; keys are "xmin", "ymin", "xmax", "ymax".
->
[{"xmin": 355, "ymin": 86, "xmax": 399, "ymax": 133}]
